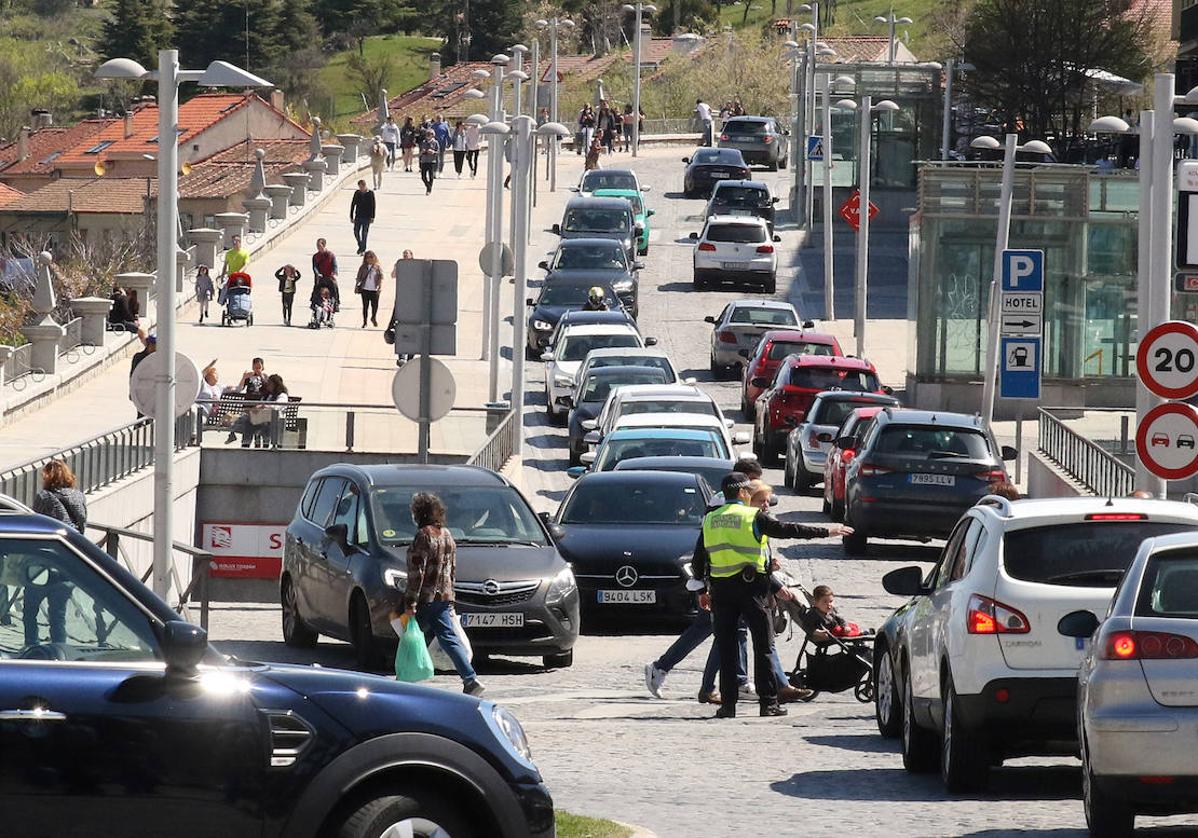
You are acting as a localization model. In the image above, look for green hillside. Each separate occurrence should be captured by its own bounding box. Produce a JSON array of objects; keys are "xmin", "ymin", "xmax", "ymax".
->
[{"xmin": 316, "ymin": 35, "xmax": 443, "ymax": 118}]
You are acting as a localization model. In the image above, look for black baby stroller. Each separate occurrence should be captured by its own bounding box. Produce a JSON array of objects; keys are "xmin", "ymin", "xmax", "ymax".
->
[
  {"xmin": 220, "ymin": 271, "xmax": 254, "ymax": 326},
  {"xmin": 773, "ymin": 569, "xmax": 875, "ymax": 703},
  {"xmin": 308, "ymin": 274, "xmax": 339, "ymax": 329}
]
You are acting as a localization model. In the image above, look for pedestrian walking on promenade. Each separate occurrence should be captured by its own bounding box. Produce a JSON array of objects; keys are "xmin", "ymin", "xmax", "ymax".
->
[
  {"xmin": 396, "ymin": 492, "xmax": 486, "ymax": 697},
  {"xmin": 33, "ymin": 459, "xmax": 87, "ymax": 533},
  {"xmin": 194, "ymin": 265, "xmax": 214, "ymax": 323},
  {"xmin": 380, "ymin": 115, "xmax": 400, "ymax": 170},
  {"xmin": 577, "ymin": 104, "xmax": 595, "ymax": 154},
  {"xmin": 369, "ymin": 137, "xmax": 386, "ymax": 190},
  {"xmin": 275, "ymin": 263, "xmax": 300, "ymax": 326},
  {"xmin": 219, "ymin": 234, "xmax": 250, "ymax": 282},
  {"xmin": 695, "ymin": 98, "xmax": 714, "ymax": 147},
  {"xmin": 700, "ymin": 472, "xmax": 850, "ymax": 718},
  {"xmin": 312, "ymin": 238, "xmax": 338, "ymax": 282},
  {"xmin": 355, "ymin": 250, "xmax": 383, "ymax": 328},
  {"xmin": 621, "ymin": 104, "xmax": 635, "ymax": 152},
  {"xmin": 418, "ymin": 130, "xmax": 440, "ymax": 195},
  {"xmin": 350, "ymin": 179, "xmax": 376, "ymax": 254},
  {"xmin": 25, "ymin": 459, "xmax": 86, "ymax": 645},
  {"xmin": 400, "ymin": 116, "xmax": 417, "ymax": 172},
  {"xmin": 598, "ymin": 100, "xmax": 617, "ymax": 154},
  {"xmin": 451, "ymin": 121, "xmax": 468, "ymax": 177},
  {"xmin": 433, "ymin": 114, "xmax": 451, "ymax": 174},
  {"xmin": 465, "ymin": 120, "xmax": 481, "ymax": 177}
]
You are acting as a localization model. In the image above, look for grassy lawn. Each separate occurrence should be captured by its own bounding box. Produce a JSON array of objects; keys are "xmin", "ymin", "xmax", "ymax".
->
[
  {"xmin": 557, "ymin": 811, "xmax": 634, "ymax": 838},
  {"xmin": 317, "ymin": 35, "xmax": 443, "ymax": 118}
]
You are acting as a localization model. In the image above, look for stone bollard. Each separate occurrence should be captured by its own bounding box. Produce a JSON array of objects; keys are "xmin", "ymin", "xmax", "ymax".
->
[
  {"xmin": 213, "ymin": 212, "xmax": 249, "ymax": 249},
  {"xmin": 22, "ymin": 252, "xmax": 65, "ymax": 376},
  {"xmin": 243, "ymin": 195, "xmax": 272, "ymax": 233},
  {"xmin": 304, "ymin": 157, "xmax": 328, "ymax": 191},
  {"xmin": 282, "ymin": 172, "xmax": 310, "ymax": 206},
  {"xmin": 337, "ymin": 133, "xmax": 362, "ymax": 162},
  {"xmin": 264, "ymin": 184, "xmax": 292, "ymax": 220},
  {"xmin": 175, "ymin": 247, "xmax": 192, "ymax": 293},
  {"xmin": 115, "ymin": 271, "xmax": 155, "ymax": 311},
  {"xmin": 188, "ymin": 228, "xmax": 223, "ymax": 271},
  {"xmin": 71, "ymin": 296, "xmax": 114, "ymax": 346},
  {"xmin": 321, "ymin": 143, "xmax": 345, "ymax": 178}
]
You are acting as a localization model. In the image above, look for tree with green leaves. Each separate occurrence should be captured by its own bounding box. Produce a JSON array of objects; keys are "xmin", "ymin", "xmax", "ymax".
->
[
  {"xmin": 175, "ymin": 0, "xmax": 285, "ymax": 75},
  {"xmin": 266, "ymin": 0, "xmax": 325, "ymax": 103},
  {"xmin": 98, "ymin": 0, "xmax": 174, "ymax": 68},
  {"xmin": 431, "ymin": 0, "xmax": 522, "ymax": 65}
]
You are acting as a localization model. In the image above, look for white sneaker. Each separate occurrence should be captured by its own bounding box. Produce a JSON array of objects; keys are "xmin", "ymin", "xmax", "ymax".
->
[
  {"xmin": 738, "ymin": 682, "xmax": 756, "ymax": 699},
  {"xmin": 644, "ymin": 663, "xmax": 667, "ymax": 698}
]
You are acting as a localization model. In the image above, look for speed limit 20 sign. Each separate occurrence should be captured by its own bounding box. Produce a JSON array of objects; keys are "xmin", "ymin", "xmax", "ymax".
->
[{"xmin": 1136, "ymin": 321, "xmax": 1198, "ymax": 400}]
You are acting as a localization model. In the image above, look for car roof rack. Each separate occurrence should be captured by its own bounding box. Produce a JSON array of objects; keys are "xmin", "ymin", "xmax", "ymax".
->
[{"xmin": 976, "ymin": 494, "xmax": 1014, "ymax": 518}]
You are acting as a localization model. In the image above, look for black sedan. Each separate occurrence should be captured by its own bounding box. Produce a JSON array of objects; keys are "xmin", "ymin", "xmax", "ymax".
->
[
  {"xmin": 538, "ymin": 239, "xmax": 643, "ymax": 317},
  {"xmin": 682, "ymin": 147, "xmax": 751, "ymax": 198},
  {"xmin": 612, "ymin": 454, "xmax": 733, "ymax": 491},
  {"xmin": 565, "ymin": 365, "xmax": 669, "ymax": 464},
  {"xmin": 553, "ymin": 470, "xmax": 709, "ymax": 624},
  {"xmin": 525, "ymin": 279, "xmax": 622, "ymax": 359}
]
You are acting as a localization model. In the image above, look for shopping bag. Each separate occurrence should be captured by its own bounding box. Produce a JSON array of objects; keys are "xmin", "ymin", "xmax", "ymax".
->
[
  {"xmin": 427, "ymin": 608, "xmax": 473, "ymax": 671},
  {"xmin": 393, "ymin": 614, "xmax": 434, "ymax": 682}
]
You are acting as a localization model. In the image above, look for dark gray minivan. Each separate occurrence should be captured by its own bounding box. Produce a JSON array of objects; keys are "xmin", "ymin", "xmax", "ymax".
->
[
  {"xmin": 552, "ymin": 196, "xmax": 639, "ymax": 263},
  {"xmin": 282, "ymin": 464, "xmax": 580, "ymax": 669}
]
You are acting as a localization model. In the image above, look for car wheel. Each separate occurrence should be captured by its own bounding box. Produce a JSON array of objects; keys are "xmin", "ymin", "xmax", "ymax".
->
[
  {"xmin": 568, "ymin": 446, "xmax": 582, "ymax": 467},
  {"xmin": 782, "ymin": 452, "xmax": 795, "ymax": 489},
  {"xmin": 901, "ymin": 662, "xmax": 939, "ymax": 773},
  {"xmin": 941, "ymin": 675, "xmax": 989, "ymax": 792},
  {"xmin": 1084, "ymin": 744, "xmax": 1134, "ymax": 836},
  {"xmin": 874, "ymin": 644, "xmax": 901, "ymax": 738},
  {"xmin": 350, "ymin": 593, "xmax": 384, "ymax": 671},
  {"xmin": 764, "ymin": 276, "xmax": 777, "ymax": 295},
  {"xmin": 281, "ymin": 575, "xmax": 318, "ymax": 648},
  {"xmin": 543, "ymin": 650, "xmax": 574, "ymax": 668},
  {"xmin": 794, "ymin": 465, "xmax": 809, "ymax": 493},
  {"xmin": 336, "ymin": 789, "xmax": 475, "ymax": 838}
]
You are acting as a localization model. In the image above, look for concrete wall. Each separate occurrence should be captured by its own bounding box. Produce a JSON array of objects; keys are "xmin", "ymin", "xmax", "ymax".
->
[
  {"xmin": 904, "ymin": 376, "xmax": 1137, "ymax": 421},
  {"xmin": 1027, "ymin": 450, "xmax": 1087, "ymax": 499}
]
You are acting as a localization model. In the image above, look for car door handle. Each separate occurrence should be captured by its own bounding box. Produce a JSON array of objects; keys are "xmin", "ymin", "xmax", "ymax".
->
[{"xmin": 0, "ymin": 709, "xmax": 67, "ymax": 722}]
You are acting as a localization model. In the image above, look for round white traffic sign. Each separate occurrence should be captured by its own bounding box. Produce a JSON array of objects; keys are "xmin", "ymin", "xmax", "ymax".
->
[
  {"xmin": 1136, "ymin": 402, "xmax": 1198, "ymax": 480},
  {"xmin": 1136, "ymin": 321, "xmax": 1198, "ymax": 400},
  {"xmin": 392, "ymin": 358, "xmax": 456, "ymax": 422},
  {"xmin": 129, "ymin": 351, "xmax": 201, "ymax": 419}
]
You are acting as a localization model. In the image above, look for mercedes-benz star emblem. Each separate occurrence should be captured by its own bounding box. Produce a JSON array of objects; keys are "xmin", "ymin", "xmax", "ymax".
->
[
  {"xmin": 615, "ymin": 565, "xmax": 638, "ymax": 588},
  {"xmin": 482, "ymin": 579, "xmax": 501, "ymax": 596}
]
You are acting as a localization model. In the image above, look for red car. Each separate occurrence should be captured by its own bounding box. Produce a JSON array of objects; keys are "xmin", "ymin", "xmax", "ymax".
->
[
  {"xmin": 822, "ymin": 405, "xmax": 889, "ymax": 521},
  {"xmin": 751, "ymin": 355, "xmax": 886, "ymax": 463},
  {"xmin": 739, "ymin": 328, "xmax": 844, "ymax": 416}
]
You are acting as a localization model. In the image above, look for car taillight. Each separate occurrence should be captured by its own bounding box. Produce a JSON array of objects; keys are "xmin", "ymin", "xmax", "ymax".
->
[
  {"xmin": 967, "ymin": 594, "xmax": 1030, "ymax": 634},
  {"xmin": 718, "ymin": 330, "xmax": 738, "ymax": 344},
  {"xmin": 763, "ymin": 135, "xmax": 774, "ymax": 144},
  {"xmin": 756, "ymin": 244, "xmax": 775, "ymax": 253},
  {"xmin": 857, "ymin": 461, "xmax": 893, "ymax": 477},
  {"xmin": 975, "ymin": 468, "xmax": 1006, "ymax": 482},
  {"xmin": 698, "ymin": 242, "xmax": 717, "ymax": 251},
  {"xmin": 1102, "ymin": 630, "xmax": 1198, "ymax": 660}
]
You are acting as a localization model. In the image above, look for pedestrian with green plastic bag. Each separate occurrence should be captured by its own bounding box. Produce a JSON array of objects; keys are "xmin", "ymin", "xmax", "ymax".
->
[{"xmin": 397, "ymin": 492, "xmax": 486, "ymax": 696}]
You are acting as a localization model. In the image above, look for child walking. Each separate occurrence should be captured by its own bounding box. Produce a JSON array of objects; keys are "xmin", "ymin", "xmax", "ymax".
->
[{"xmin": 195, "ymin": 265, "xmax": 214, "ymax": 323}]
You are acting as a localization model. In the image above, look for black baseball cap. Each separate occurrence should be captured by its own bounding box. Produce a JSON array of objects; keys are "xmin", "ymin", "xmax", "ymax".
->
[{"xmin": 721, "ymin": 472, "xmax": 752, "ymax": 498}]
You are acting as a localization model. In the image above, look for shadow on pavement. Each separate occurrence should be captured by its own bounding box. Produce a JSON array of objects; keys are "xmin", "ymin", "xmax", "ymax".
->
[
  {"xmin": 802, "ymin": 733, "xmax": 902, "ymax": 755},
  {"xmin": 656, "ymin": 281, "xmax": 698, "ymax": 292},
  {"xmin": 770, "ymin": 765, "xmax": 1082, "ymax": 803}
]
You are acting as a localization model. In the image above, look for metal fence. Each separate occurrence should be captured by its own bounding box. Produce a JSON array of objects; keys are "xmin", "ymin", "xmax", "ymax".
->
[
  {"xmin": 1, "ymin": 342, "xmax": 33, "ymax": 383},
  {"xmin": 59, "ymin": 316, "xmax": 82, "ymax": 356},
  {"xmin": 643, "ymin": 117, "xmax": 702, "ymax": 136},
  {"xmin": 1038, "ymin": 407, "xmax": 1135, "ymax": 497},
  {"xmin": 89, "ymin": 522, "xmax": 212, "ymax": 629},
  {"xmin": 467, "ymin": 409, "xmax": 519, "ymax": 473}
]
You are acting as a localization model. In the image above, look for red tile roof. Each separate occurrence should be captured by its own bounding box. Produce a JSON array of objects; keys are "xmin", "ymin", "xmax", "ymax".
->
[
  {"xmin": 0, "ymin": 183, "xmax": 24, "ymax": 207},
  {"xmin": 170, "ymin": 138, "xmax": 310, "ymax": 199},
  {"xmin": 2, "ymin": 177, "xmax": 151, "ymax": 214},
  {"xmin": 354, "ymin": 61, "xmax": 497, "ymax": 126},
  {"xmin": 0, "ymin": 120, "xmax": 112, "ymax": 176}
]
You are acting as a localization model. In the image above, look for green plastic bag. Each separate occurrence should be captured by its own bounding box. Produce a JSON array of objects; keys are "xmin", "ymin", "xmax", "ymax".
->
[{"xmin": 394, "ymin": 615, "xmax": 434, "ymax": 682}]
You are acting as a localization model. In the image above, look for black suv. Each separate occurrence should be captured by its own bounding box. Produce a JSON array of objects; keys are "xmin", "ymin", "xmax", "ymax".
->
[
  {"xmin": 704, "ymin": 179, "xmax": 778, "ymax": 231},
  {"xmin": 0, "ymin": 512, "xmax": 553, "ymax": 837}
]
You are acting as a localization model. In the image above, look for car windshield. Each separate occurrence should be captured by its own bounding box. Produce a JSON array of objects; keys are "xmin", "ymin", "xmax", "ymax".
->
[
  {"xmin": 560, "ymin": 480, "xmax": 708, "ymax": 525},
  {"xmin": 371, "ymin": 486, "xmax": 547, "ymax": 545},
  {"xmin": 783, "ymin": 366, "xmax": 879, "ymax": 392},
  {"xmin": 714, "ymin": 187, "xmax": 771, "ymax": 207},
  {"xmin": 618, "ymin": 400, "xmax": 720, "ymax": 418},
  {"xmin": 581, "ymin": 370, "xmax": 667, "ymax": 403},
  {"xmin": 1004, "ymin": 522, "xmax": 1196, "ymax": 588},
  {"xmin": 730, "ymin": 307, "xmax": 796, "ymax": 326},
  {"xmin": 615, "ymin": 461, "xmax": 727, "ymax": 489},
  {"xmin": 725, "ymin": 120, "xmax": 769, "ymax": 134},
  {"xmin": 1136, "ymin": 552, "xmax": 1198, "ymax": 617},
  {"xmin": 874, "ymin": 426, "xmax": 991, "ymax": 459},
  {"xmin": 693, "ymin": 149, "xmax": 739, "ymax": 165},
  {"xmin": 564, "ymin": 208, "xmax": 631, "ymax": 233},
  {"xmin": 597, "ymin": 433, "xmax": 727, "ymax": 469},
  {"xmin": 582, "ymin": 171, "xmax": 637, "ymax": 191},
  {"xmin": 812, "ymin": 400, "xmax": 888, "ymax": 428},
  {"xmin": 539, "ymin": 285, "xmax": 615, "ymax": 306},
  {"xmin": 767, "ymin": 340, "xmax": 835, "ymax": 360},
  {"xmin": 706, "ymin": 224, "xmax": 766, "ymax": 243},
  {"xmin": 588, "ymin": 355, "xmax": 676, "ymax": 378},
  {"xmin": 598, "ymin": 193, "xmax": 644, "ymax": 214},
  {"xmin": 553, "ymin": 244, "xmax": 628, "ymax": 270},
  {"xmin": 560, "ymin": 332, "xmax": 640, "ymax": 361}
]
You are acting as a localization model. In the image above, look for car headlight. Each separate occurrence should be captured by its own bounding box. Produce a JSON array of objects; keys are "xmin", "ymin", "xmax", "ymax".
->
[
  {"xmin": 489, "ymin": 703, "xmax": 534, "ymax": 763},
  {"xmin": 553, "ymin": 373, "xmax": 574, "ymax": 387},
  {"xmin": 611, "ymin": 279, "xmax": 633, "ymax": 292},
  {"xmin": 532, "ymin": 319, "xmax": 553, "ymax": 331},
  {"xmin": 546, "ymin": 566, "xmax": 577, "ymax": 604},
  {"xmin": 681, "ymin": 561, "xmax": 694, "ymax": 578},
  {"xmin": 383, "ymin": 568, "xmax": 407, "ymax": 590}
]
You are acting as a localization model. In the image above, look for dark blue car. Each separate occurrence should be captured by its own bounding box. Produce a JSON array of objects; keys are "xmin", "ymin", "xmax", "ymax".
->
[{"xmin": 0, "ymin": 511, "xmax": 553, "ymax": 838}]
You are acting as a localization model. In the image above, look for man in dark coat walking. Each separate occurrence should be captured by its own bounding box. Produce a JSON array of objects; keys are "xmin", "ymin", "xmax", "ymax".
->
[{"xmin": 350, "ymin": 180, "xmax": 376, "ymax": 255}]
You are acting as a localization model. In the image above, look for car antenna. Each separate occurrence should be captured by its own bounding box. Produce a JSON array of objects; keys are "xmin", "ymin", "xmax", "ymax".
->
[{"xmin": 1105, "ymin": 496, "xmax": 1114, "ymax": 507}]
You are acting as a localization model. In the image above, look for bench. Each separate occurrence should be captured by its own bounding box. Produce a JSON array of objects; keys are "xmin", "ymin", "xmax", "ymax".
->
[{"xmin": 198, "ymin": 393, "xmax": 307, "ymax": 449}]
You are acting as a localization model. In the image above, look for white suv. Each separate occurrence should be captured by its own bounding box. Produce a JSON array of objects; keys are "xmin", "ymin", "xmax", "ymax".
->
[
  {"xmin": 689, "ymin": 215, "xmax": 779, "ymax": 293},
  {"xmin": 873, "ymin": 495, "xmax": 1198, "ymax": 793},
  {"xmin": 542, "ymin": 323, "xmax": 650, "ymax": 421}
]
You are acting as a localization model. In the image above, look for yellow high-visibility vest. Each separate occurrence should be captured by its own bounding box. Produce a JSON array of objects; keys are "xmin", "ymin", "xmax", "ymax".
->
[{"xmin": 703, "ymin": 502, "xmax": 768, "ymax": 578}]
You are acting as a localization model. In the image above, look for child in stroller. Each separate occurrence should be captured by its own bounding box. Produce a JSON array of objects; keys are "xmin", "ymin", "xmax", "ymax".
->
[
  {"xmin": 310, "ymin": 286, "xmax": 335, "ymax": 328},
  {"xmin": 774, "ymin": 575, "xmax": 875, "ymax": 703},
  {"xmin": 220, "ymin": 271, "xmax": 253, "ymax": 326}
]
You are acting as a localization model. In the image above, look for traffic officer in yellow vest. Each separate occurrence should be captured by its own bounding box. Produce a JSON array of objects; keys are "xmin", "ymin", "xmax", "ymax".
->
[{"xmin": 700, "ymin": 472, "xmax": 852, "ymax": 717}]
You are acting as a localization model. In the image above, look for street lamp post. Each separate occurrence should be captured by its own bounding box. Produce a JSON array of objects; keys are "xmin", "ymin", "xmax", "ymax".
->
[
  {"xmin": 96, "ymin": 52, "xmax": 269, "ymax": 599},
  {"xmin": 536, "ymin": 16, "xmax": 574, "ymax": 192},
  {"xmin": 850, "ymin": 96, "xmax": 900, "ymax": 358},
  {"xmin": 875, "ymin": 9, "xmax": 913, "ymax": 65},
  {"xmin": 819, "ymin": 74, "xmax": 855, "ymax": 321},
  {"xmin": 623, "ymin": 2, "xmax": 656, "ymax": 157},
  {"xmin": 509, "ymin": 45, "xmax": 528, "ymax": 116},
  {"xmin": 486, "ymin": 54, "xmax": 509, "ymax": 403}
]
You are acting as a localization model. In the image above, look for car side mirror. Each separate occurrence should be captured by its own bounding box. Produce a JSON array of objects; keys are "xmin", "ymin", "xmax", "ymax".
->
[
  {"xmin": 566, "ymin": 466, "xmax": 586, "ymax": 479},
  {"xmin": 551, "ymin": 223, "xmax": 561, "ymax": 234},
  {"xmin": 683, "ymin": 377, "xmax": 698, "ymax": 385},
  {"xmin": 641, "ymin": 185, "xmax": 651, "ymax": 192},
  {"xmin": 1000, "ymin": 445, "xmax": 1018, "ymax": 462},
  {"xmin": 688, "ymin": 232, "xmax": 698, "ymax": 240},
  {"xmin": 751, "ymin": 377, "xmax": 769, "ymax": 388},
  {"xmin": 772, "ymin": 234, "xmax": 782, "ymax": 243},
  {"xmin": 526, "ymin": 297, "xmax": 535, "ymax": 307},
  {"xmin": 538, "ymin": 260, "xmax": 549, "ymax": 270},
  {"xmin": 1057, "ymin": 610, "xmax": 1100, "ymax": 639},
  {"xmin": 538, "ymin": 511, "xmax": 552, "ymax": 524},
  {"xmin": 817, "ymin": 432, "xmax": 833, "ymax": 443},
  {"xmin": 583, "ymin": 431, "xmax": 601, "ymax": 444},
  {"xmin": 581, "ymin": 418, "xmax": 598, "ymax": 430},
  {"xmin": 556, "ymin": 395, "xmax": 574, "ymax": 409},
  {"xmin": 835, "ymin": 436, "xmax": 854, "ymax": 450},
  {"xmin": 704, "ymin": 315, "xmax": 717, "ymax": 324},
  {"xmin": 882, "ymin": 566, "xmax": 926, "ymax": 597},
  {"xmin": 548, "ymin": 523, "xmax": 566, "ymax": 541},
  {"xmin": 540, "ymin": 351, "xmax": 554, "ymax": 361},
  {"xmin": 724, "ymin": 418, "xmax": 735, "ymax": 429},
  {"xmin": 161, "ymin": 620, "xmax": 207, "ymax": 679},
  {"xmin": 882, "ymin": 385, "xmax": 894, "ymax": 396},
  {"xmin": 634, "ymin": 223, "xmax": 644, "ymax": 233},
  {"xmin": 682, "ymin": 157, "xmax": 690, "ymax": 163},
  {"xmin": 802, "ymin": 320, "xmax": 815, "ymax": 329},
  {"xmin": 732, "ymin": 431, "xmax": 751, "ymax": 445},
  {"xmin": 784, "ymin": 415, "xmax": 799, "ymax": 427},
  {"xmin": 737, "ymin": 349, "xmax": 751, "ymax": 358},
  {"xmin": 580, "ymin": 452, "xmax": 596, "ymax": 465},
  {"xmin": 644, "ymin": 337, "xmax": 658, "ymax": 346},
  {"xmin": 568, "ymin": 187, "xmax": 579, "ymax": 193}
]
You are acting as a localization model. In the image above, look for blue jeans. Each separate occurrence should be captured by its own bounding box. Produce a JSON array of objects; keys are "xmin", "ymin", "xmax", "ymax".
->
[
  {"xmin": 654, "ymin": 609, "xmax": 748, "ymax": 693},
  {"xmin": 416, "ymin": 600, "xmax": 476, "ymax": 684}
]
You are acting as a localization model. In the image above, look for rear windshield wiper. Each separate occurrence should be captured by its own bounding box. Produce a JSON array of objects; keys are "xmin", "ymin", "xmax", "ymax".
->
[
  {"xmin": 927, "ymin": 450, "xmax": 970, "ymax": 459},
  {"xmin": 1043, "ymin": 569, "xmax": 1124, "ymax": 585}
]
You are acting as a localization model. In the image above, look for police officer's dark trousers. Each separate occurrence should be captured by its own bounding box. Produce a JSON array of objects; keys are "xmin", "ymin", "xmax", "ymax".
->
[{"xmin": 711, "ymin": 572, "xmax": 777, "ymax": 708}]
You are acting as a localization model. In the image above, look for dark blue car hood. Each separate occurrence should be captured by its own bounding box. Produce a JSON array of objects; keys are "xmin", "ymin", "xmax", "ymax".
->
[{"xmin": 555, "ymin": 523, "xmax": 697, "ymax": 569}]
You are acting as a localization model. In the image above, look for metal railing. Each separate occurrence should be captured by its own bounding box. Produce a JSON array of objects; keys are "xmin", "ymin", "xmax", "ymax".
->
[
  {"xmin": 58, "ymin": 316, "xmax": 82, "ymax": 356},
  {"xmin": 1, "ymin": 342, "xmax": 33, "ymax": 383},
  {"xmin": 1038, "ymin": 407, "xmax": 1135, "ymax": 497},
  {"xmin": 467, "ymin": 409, "xmax": 519, "ymax": 472}
]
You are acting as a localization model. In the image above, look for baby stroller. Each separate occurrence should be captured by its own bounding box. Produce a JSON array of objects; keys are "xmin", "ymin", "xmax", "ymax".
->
[
  {"xmin": 308, "ymin": 275, "xmax": 338, "ymax": 329},
  {"xmin": 773, "ymin": 569, "xmax": 875, "ymax": 703},
  {"xmin": 220, "ymin": 272, "xmax": 254, "ymax": 326}
]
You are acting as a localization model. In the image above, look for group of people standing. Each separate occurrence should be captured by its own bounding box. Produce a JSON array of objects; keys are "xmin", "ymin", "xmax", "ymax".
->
[
  {"xmin": 373, "ymin": 114, "xmax": 482, "ymax": 195},
  {"xmin": 577, "ymin": 99, "xmax": 643, "ymax": 157}
]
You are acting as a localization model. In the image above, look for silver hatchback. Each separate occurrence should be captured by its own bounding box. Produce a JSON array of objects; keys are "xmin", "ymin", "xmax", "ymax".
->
[{"xmin": 1059, "ymin": 531, "xmax": 1198, "ymax": 836}]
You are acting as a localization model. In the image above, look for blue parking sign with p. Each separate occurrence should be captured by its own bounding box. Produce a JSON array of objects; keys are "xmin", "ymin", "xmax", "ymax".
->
[{"xmin": 1001, "ymin": 249, "xmax": 1044, "ymax": 293}]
